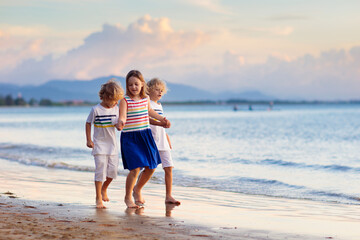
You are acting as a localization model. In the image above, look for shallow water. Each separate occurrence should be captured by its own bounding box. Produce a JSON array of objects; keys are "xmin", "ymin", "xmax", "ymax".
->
[{"xmin": 1, "ymin": 104, "xmax": 360, "ymax": 204}]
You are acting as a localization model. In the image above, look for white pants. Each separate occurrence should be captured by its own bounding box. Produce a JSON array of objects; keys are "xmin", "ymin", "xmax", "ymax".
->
[
  {"xmin": 160, "ymin": 151, "xmax": 174, "ymax": 168},
  {"xmin": 94, "ymin": 154, "xmax": 119, "ymax": 182}
]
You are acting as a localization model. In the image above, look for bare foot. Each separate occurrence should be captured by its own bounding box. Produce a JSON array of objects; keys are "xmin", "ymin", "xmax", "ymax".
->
[
  {"xmin": 125, "ymin": 198, "xmax": 139, "ymax": 208},
  {"xmin": 133, "ymin": 189, "xmax": 145, "ymax": 206},
  {"xmin": 101, "ymin": 190, "xmax": 109, "ymax": 202},
  {"xmin": 165, "ymin": 196, "xmax": 181, "ymax": 205},
  {"xmin": 96, "ymin": 198, "xmax": 106, "ymax": 209}
]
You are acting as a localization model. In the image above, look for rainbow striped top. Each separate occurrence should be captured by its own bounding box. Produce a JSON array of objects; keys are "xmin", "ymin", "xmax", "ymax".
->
[{"xmin": 123, "ymin": 96, "xmax": 150, "ymax": 132}]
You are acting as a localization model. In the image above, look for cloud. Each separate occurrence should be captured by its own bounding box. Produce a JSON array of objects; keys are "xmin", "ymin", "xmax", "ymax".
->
[
  {"xmin": 0, "ymin": 24, "xmax": 51, "ymax": 37},
  {"xmin": 181, "ymin": 47, "xmax": 360, "ymax": 100},
  {"xmin": 267, "ymin": 14, "xmax": 308, "ymax": 21},
  {"xmin": 0, "ymin": 15, "xmax": 209, "ymax": 84},
  {"xmin": 183, "ymin": 0, "xmax": 232, "ymax": 15},
  {"xmin": 0, "ymin": 15, "xmax": 359, "ymax": 100},
  {"xmin": 235, "ymin": 26, "xmax": 294, "ymax": 37},
  {"xmin": 0, "ymin": 24, "xmax": 88, "ymax": 72},
  {"xmin": 223, "ymin": 51, "xmax": 245, "ymax": 70},
  {"xmin": 270, "ymin": 26, "xmax": 294, "ymax": 36},
  {"xmin": 0, "ymin": 36, "xmax": 47, "ymax": 71}
]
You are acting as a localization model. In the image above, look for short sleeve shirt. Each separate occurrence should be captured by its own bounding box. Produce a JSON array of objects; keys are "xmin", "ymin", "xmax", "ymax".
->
[{"xmin": 86, "ymin": 103, "xmax": 119, "ymax": 155}]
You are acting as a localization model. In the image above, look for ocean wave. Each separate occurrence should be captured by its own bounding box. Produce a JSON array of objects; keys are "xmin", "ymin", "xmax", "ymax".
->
[
  {"xmin": 0, "ymin": 153, "xmax": 130, "ymax": 177},
  {"xmin": 260, "ymin": 159, "xmax": 360, "ymax": 173},
  {"xmin": 2, "ymin": 151, "xmax": 359, "ymax": 205},
  {"xmin": 0, "ymin": 153, "xmax": 94, "ymax": 172},
  {"xmin": 2, "ymin": 142, "xmax": 360, "ymax": 205},
  {"xmin": 231, "ymin": 157, "xmax": 360, "ymax": 173},
  {"xmin": 165, "ymin": 173, "xmax": 360, "ymax": 205},
  {"xmin": 0, "ymin": 142, "xmax": 94, "ymax": 172},
  {"xmin": 0, "ymin": 142, "xmax": 88, "ymax": 155}
]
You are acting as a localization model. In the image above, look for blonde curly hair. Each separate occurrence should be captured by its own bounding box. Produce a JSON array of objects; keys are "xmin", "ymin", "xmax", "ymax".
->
[
  {"xmin": 98, "ymin": 78, "xmax": 124, "ymax": 101},
  {"xmin": 147, "ymin": 78, "xmax": 168, "ymax": 95}
]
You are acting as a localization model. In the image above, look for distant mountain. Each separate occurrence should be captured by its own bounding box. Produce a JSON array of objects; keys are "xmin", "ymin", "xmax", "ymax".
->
[
  {"xmin": 0, "ymin": 76, "xmax": 275, "ymax": 102},
  {"xmin": 161, "ymin": 82, "xmax": 215, "ymax": 102},
  {"xmin": 0, "ymin": 76, "xmax": 122, "ymax": 102}
]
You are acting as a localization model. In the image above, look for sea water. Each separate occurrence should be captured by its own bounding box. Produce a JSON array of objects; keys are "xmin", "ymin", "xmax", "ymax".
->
[{"xmin": 1, "ymin": 104, "xmax": 360, "ymax": 204}]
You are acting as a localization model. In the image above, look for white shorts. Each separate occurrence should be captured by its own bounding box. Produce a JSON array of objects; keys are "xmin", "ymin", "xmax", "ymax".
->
[
  {"xmin": 159, "ymin": 151, "xmax": 174, "ymax": 168},
  {"xmin": 94, "ymin": 154, "xmax": 119, "ymax": 182}
]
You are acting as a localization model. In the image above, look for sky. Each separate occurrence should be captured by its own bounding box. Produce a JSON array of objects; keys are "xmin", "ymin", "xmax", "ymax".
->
[{"xmin": 0, "ymin": 0, "xmax": 360, "ymax": 100}]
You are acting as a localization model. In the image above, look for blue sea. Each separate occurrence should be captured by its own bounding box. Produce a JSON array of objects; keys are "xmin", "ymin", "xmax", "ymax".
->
[{"xmin": 1, "ymin": 103, "xmax": 360, "ymax": 205}]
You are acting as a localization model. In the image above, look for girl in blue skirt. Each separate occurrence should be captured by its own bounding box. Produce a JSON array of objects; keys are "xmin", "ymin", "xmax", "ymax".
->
[{"xmin": 117, "ymin": 70, "xmax": 170, "ymax": 208}]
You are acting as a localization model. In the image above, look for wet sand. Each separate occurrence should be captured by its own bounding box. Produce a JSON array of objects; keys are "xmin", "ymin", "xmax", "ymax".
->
[
  {"xmin": 1, "ymin": 158, "xmax": 360, "ymax": 239},
  {"xmin": 0, "ymin": 196, "xmax": 228, "ymax": 240}
]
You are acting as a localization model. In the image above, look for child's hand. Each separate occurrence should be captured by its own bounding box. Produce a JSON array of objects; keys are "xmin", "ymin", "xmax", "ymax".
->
[
  {"xmin": 116, "ymin": 120, "xmax": 125, "ymax": 131},
  {"xmin": 162, "ymin": 117, "xmax": 171, "ymax": 128},
  {"xmin": 86, "ymin": 140, "xmax": 94, "ymax": 148}
]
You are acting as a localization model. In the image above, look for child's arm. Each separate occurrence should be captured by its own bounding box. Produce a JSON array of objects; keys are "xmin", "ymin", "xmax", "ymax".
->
[
  {"xmin": 150, "ymin": 116, "xmax": 171, "ymax": 128},
  {"xmin": 147, "ymin": 98, "xmax": 171, "ymax": 128},
  {"xmin": 116, "ymin": 98, "xmax": 127, "ymax": 130},
  {"xmin": 166, "ymin": 133, "xmax": 172, "ymax": 149},
  {"xmin": 149, "ymin": 118, "xmax": 167, "ymax": 127},
  {"xmin": 85, "ymin": 122, "xmax": 94, "ymax": 148}
]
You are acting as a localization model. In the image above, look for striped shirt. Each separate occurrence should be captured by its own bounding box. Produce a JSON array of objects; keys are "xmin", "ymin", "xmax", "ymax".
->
[
  {"xmin": 150, "ymin": 103, "xmax": 163, "ymax": 121},
  {"xmin": 123, "ymin": 96, "xmax": 150, "ymax": 132},
  {"xmin": 86, "ymin": 103, "xmax": 119, "ymax": 155},
  {"xmin": 149, "ymin": 100, "xmax": 171, "ymax": 151},
  {"xmin": 94, "ymin": 114, "xmax": 116, "ymax": 128}
]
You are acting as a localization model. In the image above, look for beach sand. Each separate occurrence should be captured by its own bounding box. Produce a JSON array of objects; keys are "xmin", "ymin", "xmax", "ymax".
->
[
  {"xmin": 1, "ymin": 158, "xmax": 360, "ymax": 239},
  {"xmin": 0, "ymin": 197, "xmax": 230, "ymax": 240}
]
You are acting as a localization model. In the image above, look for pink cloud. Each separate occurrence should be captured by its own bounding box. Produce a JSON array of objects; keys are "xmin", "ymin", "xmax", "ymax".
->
[
  {"xmin": 0, "ymin": 15, "xmax": 359, "ymax": 100},
  {"xmin": 0, "ymin": 15, "xmax": 209, "ymax": 84}
]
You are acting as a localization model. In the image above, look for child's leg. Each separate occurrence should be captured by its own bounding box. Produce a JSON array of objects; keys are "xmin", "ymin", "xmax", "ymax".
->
[
  {"xmin": 164, "ymin": 167, "xmax": 180, "ymax": 204},
  {"xmin": 102, "ymin": 155, "xmax": 118, "ymax": 202},
  {"xmin": 95, "ymin": 181, "xmax": 106, "ymax": 208},
  {"xmin": 159, "ymin": 151, "xmax": 180, "ymax": 205},
  {"xmin": 133, "ymin": 167, "xmax": 155, "ymax": 205},
  {"xmin": 101, "ymin": 177, "xmax": 113, "ymax": 202},
  {"xmin": 125, "ymin": 168, "xmax": 140, "ymax": 208},
  {"xmin": 94, "ymin": 155, "xmax": 107, "ymax": 208}
]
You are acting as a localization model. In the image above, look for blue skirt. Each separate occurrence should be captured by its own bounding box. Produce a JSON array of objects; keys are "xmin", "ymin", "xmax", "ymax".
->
[{"xmin": 120, "ymin": 128, "xmax": 161, "ymax": 170}]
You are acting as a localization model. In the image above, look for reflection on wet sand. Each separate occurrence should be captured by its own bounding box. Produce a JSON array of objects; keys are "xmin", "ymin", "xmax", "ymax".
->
[
  {"xmin": 166, "ymin": 203, "xmax": 180, "ymax": 217},
  {"xmin": 125, "ymin": 206, "xmax": 145, "ymax": 216}
]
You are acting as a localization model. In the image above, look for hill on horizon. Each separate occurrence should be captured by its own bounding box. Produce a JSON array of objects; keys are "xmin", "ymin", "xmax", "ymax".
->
[{"xmin": 0, "ymin": 76, "xmax": 275, "ymax": 102}]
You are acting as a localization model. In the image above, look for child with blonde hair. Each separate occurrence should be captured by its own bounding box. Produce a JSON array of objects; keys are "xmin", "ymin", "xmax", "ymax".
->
[
  {"xmin": 117, "ymin": 70, "xmax": 170, "ymax": 208},
  {"xmin": 86, "ymin": 79, "xmax": 124, "ymax": 208},
  {"xmin": 147, "ymin": 78, "xmax": 180, "ymax": 205}
]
